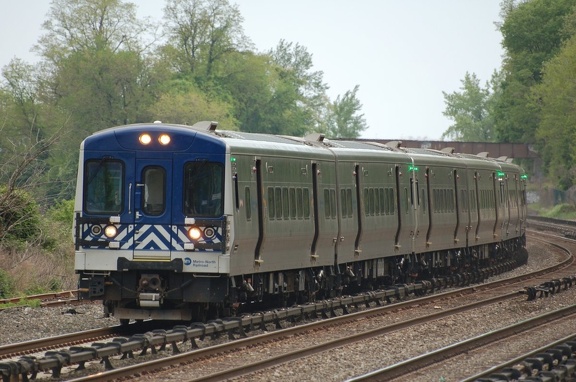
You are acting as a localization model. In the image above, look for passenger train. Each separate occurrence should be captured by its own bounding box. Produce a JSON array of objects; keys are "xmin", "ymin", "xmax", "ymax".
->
[{"xmin": 74, "ymin": 121, "xmax": 528, "ymax": 322}]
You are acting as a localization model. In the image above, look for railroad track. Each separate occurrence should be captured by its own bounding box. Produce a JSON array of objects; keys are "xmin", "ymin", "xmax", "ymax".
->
[
  {"xmin": 0, "ymin": 322, "xmax": 160, "ymax": 361},
  {"xmin": 0, "ymin": 290, "xmax": 80, "ymax": 309},
  {"xmin": 1, "ymin": 219, "xmax": 574, "ymax": 381},
  {"xmin": 354, "ymin": 229, "xmax": 576, "ymax": 382},
  {"xmin": 11, "ymin": 232, "xmax": 569, "ymax": 380},
  {"xmin": 355, "ymin": 304, "xmax": 576, "ymax": 381}
]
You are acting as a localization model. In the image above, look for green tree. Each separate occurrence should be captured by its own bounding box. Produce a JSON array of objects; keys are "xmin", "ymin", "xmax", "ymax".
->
[
  {"xmin": 161, "ymin": 0, "xmax": 253, "ymax": 80},
  {"xmin": 243, "ymin": 39, "xmax": 328, "ymax": 136},
  {"xmin": 35, "ymin": 0, "xmax": 156, "ymax": 65},
  {"xmin": 494, "ymin": 0, "xmax": 576, "ymax": 143},
  {"xmin": 0, "ymin": 59, "xmax": 71, "ymax": 204},
  {"xmin": 37, "ymin": 0, "xmax": 158, "ymax": 133},
  {"xmin": 31, "ymin": 0, "xmax": 160, "ymax": 201},
  {"xmin": 324, "ymin": 85, "xmax": 367, "ymax": 138},
  {"xmin": 217, "ymin": 52, "xmax": 275, "ymax": 131},
  {"xmin": 533, "ymin": 34, "xmax": 576, "ymax": 189},
  {"xmin": 441, "ymin": 72, "xmax": 495, "ymax": 142},
  {"xmin": 149, "ymin": 83, "xmax": 238, "ymax": 128}
]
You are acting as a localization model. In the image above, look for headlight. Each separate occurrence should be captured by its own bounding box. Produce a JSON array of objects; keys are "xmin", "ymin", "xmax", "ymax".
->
[
  {"xmin": 139, "ymin": 133, "xmax": 152, "ymax": 145},
  {"xmin": 104, "ymin": 225, "xmax": 118, "ymax": 238},
  {"xmin": 188, "ymin": 226, "xmax": 202, "ymax": 240},
  {"xmin": 158, "ymin": 134, "xmax": 171, "ymax": 145}
]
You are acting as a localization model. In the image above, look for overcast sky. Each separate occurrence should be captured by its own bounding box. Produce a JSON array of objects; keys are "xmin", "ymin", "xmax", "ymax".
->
[{"xmin": 0, "ymin": 0, "xmax": 505, "ymax": 141}]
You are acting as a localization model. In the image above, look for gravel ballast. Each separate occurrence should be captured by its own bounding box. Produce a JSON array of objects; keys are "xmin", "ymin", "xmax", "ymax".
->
[{"xmin": 0, "ymin": 238, "xmax": 572, "ymax": 381}]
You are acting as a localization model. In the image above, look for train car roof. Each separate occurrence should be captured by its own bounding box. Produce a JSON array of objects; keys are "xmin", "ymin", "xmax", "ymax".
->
[{"xmin": 86, "ymin": 122, "xmax": 525, "ymax": 174}]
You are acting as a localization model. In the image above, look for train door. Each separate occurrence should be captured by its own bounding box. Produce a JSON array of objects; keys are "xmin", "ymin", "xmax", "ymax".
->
[
  {"xmin": 453, "ymin": 169, "xmax": 463, "ymax": 245},
  {"xmin": 132, "ymin": 159, "xmax": 173, "ymax": 260},
  {"xmin": 519, "ymin": 174, "xmax": 527, "ymax": 235}
]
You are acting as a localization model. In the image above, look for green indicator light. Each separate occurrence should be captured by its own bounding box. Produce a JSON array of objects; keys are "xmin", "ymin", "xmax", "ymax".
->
[
  {"xmin": 521, "ymin": 174, "xmax": 528, "ymax": 180},
  {"xmin": 496, "ymin": 171, "xmax": 505, "ymax": 178},
  {"xmin": 408, "ymin": 165, "xmax": 419, "ymax": 172},
  {"xmin": 231, "ymin": 157, "xmax": 237, "ymax": 162}
]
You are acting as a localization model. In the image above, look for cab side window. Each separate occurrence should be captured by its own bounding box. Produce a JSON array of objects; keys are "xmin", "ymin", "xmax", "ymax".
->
[{"xmin": 184, "ymin": 162, "xmax": 224, "ymax": 217}]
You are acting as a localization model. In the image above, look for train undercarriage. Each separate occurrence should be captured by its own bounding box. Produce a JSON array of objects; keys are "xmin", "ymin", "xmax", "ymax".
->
[{"xmin": 79, "ymin": 237, "xmax": 527, "ymax": 323}]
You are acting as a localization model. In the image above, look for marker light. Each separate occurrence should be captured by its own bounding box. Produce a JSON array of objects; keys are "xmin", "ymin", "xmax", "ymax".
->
[
  {"xmin": 158, "ymin": 134, "xmax": 171, "ymax": 145},
  {"xmin": 188, "ymin": 227, "xmax": 202, "ymax": 241},
  {"xmin": 139, "ymin": 133, "xmax": 152, "ymax": 145},
  {"xmin": 104, "ymin": 225, "xmax": 118, "ymax": 238}
]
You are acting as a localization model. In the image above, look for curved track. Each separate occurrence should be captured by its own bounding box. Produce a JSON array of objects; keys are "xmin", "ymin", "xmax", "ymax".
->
[
  {"xmin": 36, "ymin": 232, "xmax": 574, "ymax": 381},
  {"xmin": 1, "ymin": 220, "xmax": 572, "ymax": 381}
]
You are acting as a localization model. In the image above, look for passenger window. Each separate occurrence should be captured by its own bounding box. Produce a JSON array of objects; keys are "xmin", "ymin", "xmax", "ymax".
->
[
  {"xmin": 275, "ymin": 187, "xmax": 282, "ymax": 218},
  {"xmin": 297, "ymin": 188, "xmax": 303, "ymax": 219},
  {"xmin": 330, "ymin": 189, "xmax": 336, "ymax": 219},
  {"xmin": 324, "ymin": 189, "xmax": 331, "ymax": 218},
  {"xmin": 341, "ymin": 189, "xmax": 348, "ymax": 218},
  {"xmin": 283, "ymin": 187, "xmax": 290, "ymax": 220},
  {"xmin": 268, "ymin": 187, "xmax": 275, "ymax": 219},
  {"xmin": 303, "ymin": 188, "xmax": 310, "ymax": 218},
  {"xmin": 369, "ymin": 188, "xmax": 375, "ymax": 216},
  {"xmin": 142, "ymin": 166, "xmax": 166, "ymax": 216},
  {"xmin": 289, "ymin": 188, "xmax": 296, "ymax": 219}
]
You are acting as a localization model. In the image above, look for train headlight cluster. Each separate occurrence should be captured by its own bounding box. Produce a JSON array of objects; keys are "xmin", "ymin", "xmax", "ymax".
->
[
  {"xmin": 138, "ymin": 133, "xmax": 171, "ymax": 146},
  {"xmin": 104, "ymin": 225, "xmax": 118, "ymax": 238}
]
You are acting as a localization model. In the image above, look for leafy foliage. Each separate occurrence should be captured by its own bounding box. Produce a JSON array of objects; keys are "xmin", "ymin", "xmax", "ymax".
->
[
  {"xmin": 0, "ymin": 187, "xmax": 41, "ymax": 245},
  {"xmin": 0, "ymin": 269, "xmax": 15, "ymax": 298},
  {"xmin": 533, "ymin": 34, "xmax": 576, "ymax": 189},
  {"xmin": 493, "ymin": 0, "xmax": 576, "ymax": 143},
  {"xmin": 441, "ymin": 72, "xmax": 495, "ymax": 142},
  {"xmin": 324, "ymin": 85, "xmax": 368, "ymax": 138}
]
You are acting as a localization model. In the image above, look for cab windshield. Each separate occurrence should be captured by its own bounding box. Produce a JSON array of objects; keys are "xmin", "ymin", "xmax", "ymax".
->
[{"xmin": 84, "ymin": 159, "xmax": 124, "ymax": 214}]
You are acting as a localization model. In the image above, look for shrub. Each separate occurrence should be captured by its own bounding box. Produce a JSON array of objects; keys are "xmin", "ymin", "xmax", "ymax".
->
[
  {"xmin": 0, "ymin": 187, "xmax": 41, "ymax": 244},
  {"xmin": 47, "ymin": 199, "xmax": 74, "ymax": 226},
  {"xmin": 542, "ymin": 203, "xmax": 576, "ymax": 219},
  {"xmin": 0, "ymin": 269, "xmax": 15, "ymax": 298}
]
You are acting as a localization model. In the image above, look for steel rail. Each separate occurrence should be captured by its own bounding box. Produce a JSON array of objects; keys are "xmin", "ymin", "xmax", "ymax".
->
[
  {"xmin": 0, "ymin": 325, "xmax": 137, "ymax": 360},
  {"xmin": 346, "ymin": 306, "xmax": 576, "ymax": 381},
  {"xmin": 0, "ymin": 224, "xmax": 568, "ymax": 381},
  {"xmin": 461, "ymin": 333, "xmax": 576, "ymax": 382},
  {"xmin": 64, "ymin": 290, "xmax": 525, "ymax": 382},
  {"xmin": 0, "ymin": 290, "xmax": 78, "ymax": 305}
]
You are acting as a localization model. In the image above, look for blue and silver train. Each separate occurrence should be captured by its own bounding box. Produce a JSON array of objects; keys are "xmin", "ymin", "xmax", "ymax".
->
[{"xmin": 74, "ymin": 121, "xmax": 528, "ymax": 322}]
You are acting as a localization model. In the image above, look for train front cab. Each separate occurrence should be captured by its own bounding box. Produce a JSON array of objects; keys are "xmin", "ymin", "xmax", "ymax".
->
[{"xmin": 75, "ymin": 123, "xmax": 231, "ymax": 321}]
